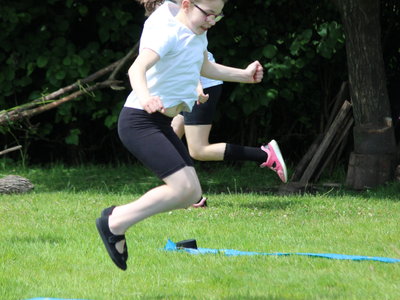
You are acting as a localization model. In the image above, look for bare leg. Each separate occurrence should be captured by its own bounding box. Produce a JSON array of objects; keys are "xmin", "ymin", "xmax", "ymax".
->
[
  {"xmin": 108, "ymin": 166, "xmax": 202, "ymax": 236},
  {"xmin": 171, "ymin": 114, "xmax": 185, "ymax": 139},
  {"xmin": 184, "ymin": 124, "xmax": 226, "ymax": 161},
  {"xmin": 185, "ymin": 125, "xmax": 287, "ymax": 182}
]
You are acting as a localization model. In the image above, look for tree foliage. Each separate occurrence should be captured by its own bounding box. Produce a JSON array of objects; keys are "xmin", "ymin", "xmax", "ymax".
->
[
  {"xmin": 195, "ymin": 0, "xmax": 347, "ymax": 159},
  {"xmin": 0, "ymin": 0, "xmax": 398, "ymax": 164}
]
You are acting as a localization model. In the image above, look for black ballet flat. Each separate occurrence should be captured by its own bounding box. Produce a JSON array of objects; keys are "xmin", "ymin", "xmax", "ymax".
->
[{"xmin": 96, "ymin": 214, "xmax": 128, "ymax": 271}]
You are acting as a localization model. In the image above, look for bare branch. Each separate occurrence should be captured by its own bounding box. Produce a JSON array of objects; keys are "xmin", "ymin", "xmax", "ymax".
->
[
  {"xmin": 0, "ymin": 79, "xmax": 122, "ymax": 125},
  {"xmin": 8, "ymin": 59, "xmax": 123, "ymax": 117},
  {"xmin": 109, "ymin": 42, "xmax": 139, "ymax": 90},
  {"xmin": 0, "ymin": 145, "xmax": 22, "ymax": 156},
  {"xmin": 0, "ymin": 42, "xmax": 139, "ymax": 128}
]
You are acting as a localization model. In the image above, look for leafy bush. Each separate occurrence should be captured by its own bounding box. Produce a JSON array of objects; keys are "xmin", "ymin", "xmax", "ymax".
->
[
  {"xmin": 207, "ymin": 0, "xmax": 346, "ymax": 155},
  {"xmin": 0, "ymin": 0, "xmax": 144, "ymax": 162},
  {"xmin": 0, "ymin": 0, "xmax": 398, "ymax": 164}
]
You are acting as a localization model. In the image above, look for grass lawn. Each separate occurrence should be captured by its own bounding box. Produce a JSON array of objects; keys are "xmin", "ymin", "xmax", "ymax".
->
[{"xmin": 0, "ymin": 162, "xmax": 399, "ymax": 299}]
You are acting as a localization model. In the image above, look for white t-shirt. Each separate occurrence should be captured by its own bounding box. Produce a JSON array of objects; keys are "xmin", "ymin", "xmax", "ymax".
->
[
  {"xmin": 166, "ymin": 0, "xmax": 222, "ymax": 89},
  {"xmin": 124, "ymin": 1, "xmax": 208, "ymax": 112}
]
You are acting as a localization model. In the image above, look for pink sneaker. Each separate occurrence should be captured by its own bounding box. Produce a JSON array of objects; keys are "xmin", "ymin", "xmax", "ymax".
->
[
  {"xmin": 260, "ymin": 140, "xmax": 288, "ymax": 183},
  {"xmin": 192, "ymin": 197, "xmax": 207, "ymax": 208}
]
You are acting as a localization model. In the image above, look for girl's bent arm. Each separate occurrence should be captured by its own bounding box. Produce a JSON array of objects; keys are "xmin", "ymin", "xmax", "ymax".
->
[
  {"xmin": 128, "ymin": 48, "xmax": 159, "ymax": 100},
  {"xmin": 128, "ymin": 48, "xmax": 165, "ymax": 113},
  {"xmin": 200, "ymin": 52, "xmax": 264, "ymax": 84}
]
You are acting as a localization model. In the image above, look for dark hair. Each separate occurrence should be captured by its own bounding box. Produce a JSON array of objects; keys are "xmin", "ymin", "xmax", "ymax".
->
[
  {"xmin": 134, "ymin": 0, "xmax": 164, "ymax": 16},
  {"xmin": 200, "ymin": 0, "xmax": 228, "ymax": 3},
  {"xmin": 135, "ymin": 0, "xmax": 228, "ymax": 16},
  {"xmin": 145, "ymin": 0, "xmax": 165, "ymax": 15}
]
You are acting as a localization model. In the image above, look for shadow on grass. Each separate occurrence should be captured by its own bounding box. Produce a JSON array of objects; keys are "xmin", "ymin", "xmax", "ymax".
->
[
  {"xmin": 6, "ymin": 234, "xmax": 66, "ymax": 245},
  {"xmin": 239, "ymin": 199, "xmax": 295, "ymax": 211},
  {"xmin": 12, "ymin": 163, "xmax": 161, "ymax": 194},
  {"xmin": 313, "ymin": 183, "xmax": 400, "ymax": 201},
  {"xmin": 2, "ymin": 162, "xmax": 399, "ymax": 201}
]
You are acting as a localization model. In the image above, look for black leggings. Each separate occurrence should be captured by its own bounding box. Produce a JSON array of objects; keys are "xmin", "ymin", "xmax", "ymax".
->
[
  {"xmin": 182, "ymin": 84, "xmax": 222, "ymax": 125},
  {"xmin": 118, "ymin": 107, "xmax": 194, "ymax": 179}
]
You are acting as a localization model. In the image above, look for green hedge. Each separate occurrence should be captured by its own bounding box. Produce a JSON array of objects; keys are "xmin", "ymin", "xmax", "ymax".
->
[{"xmin": 1, "ymin": 0, "xmax": 398, "ymax": 164}]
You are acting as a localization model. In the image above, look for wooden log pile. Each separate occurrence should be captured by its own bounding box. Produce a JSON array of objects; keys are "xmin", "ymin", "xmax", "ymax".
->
[{"xmin": 280, "ymin": 82, "xmax": 354, "ymax": 193}]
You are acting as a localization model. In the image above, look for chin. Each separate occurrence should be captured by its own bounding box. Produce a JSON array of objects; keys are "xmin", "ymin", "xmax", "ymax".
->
[{"xmin": 198, "ymin": 27, "xmax": 208, "ymax": 34}]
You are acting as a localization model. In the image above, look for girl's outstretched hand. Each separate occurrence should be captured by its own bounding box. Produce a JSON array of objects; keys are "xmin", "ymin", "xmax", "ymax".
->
[
  {"xmin": 245, "ymin": 61, "xmax": 264, "ymax": 83},
  {"xmin": 142, "ymin": 96, "xmax": 165, "ymax": 114}
]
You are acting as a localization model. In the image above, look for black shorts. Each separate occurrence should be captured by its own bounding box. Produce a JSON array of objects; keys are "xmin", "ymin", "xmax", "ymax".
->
[
  {"xmin": 182, "ymin": 84, "xmax": 223, "ymax": 125},
  {"xmin": 118, "ymin": 107, "xmax": 194, "ymax": 179}
]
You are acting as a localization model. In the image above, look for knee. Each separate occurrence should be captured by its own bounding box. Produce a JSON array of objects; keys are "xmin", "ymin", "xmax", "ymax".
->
[
  {"xmin": 175, "ymin": 179, "xmax": 202, "ymax": 207},
  {"xmin": 188, "ymin": 147, "xmax": 207, "ymax": 161},
  {"xmin": 184, "ymin": 181, "xmax": 202, "ymax": 205}
]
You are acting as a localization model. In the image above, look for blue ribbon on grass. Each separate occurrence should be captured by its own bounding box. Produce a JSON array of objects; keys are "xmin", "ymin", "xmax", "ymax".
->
[
  {"xmin": 27, "ymin": 297, "xmax": 88, "ymax": 300},
  {"xmin": 164, "ymin": 239, "xmax": 400, "ymax": 263}
]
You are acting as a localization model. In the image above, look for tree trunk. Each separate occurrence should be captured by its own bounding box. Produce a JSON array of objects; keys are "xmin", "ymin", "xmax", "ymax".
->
[{"xmin": 333, "ymin": 0, "xmax": 397, "ymax": 189}]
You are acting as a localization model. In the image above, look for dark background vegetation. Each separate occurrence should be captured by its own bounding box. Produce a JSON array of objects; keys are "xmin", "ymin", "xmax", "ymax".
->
[{"xmin": 1, "ymin": 0, "xmax": 399, "ymax": 166}]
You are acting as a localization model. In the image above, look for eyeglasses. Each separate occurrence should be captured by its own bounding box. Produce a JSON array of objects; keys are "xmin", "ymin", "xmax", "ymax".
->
[{"xmin": 192, "ymin": 2, "xmax": 224, "ymax": 22}]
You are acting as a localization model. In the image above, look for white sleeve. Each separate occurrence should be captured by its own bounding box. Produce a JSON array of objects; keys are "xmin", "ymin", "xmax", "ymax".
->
[{"xmin": 139, "ymin": 21, "xmax": 176, "ymax": 58}]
